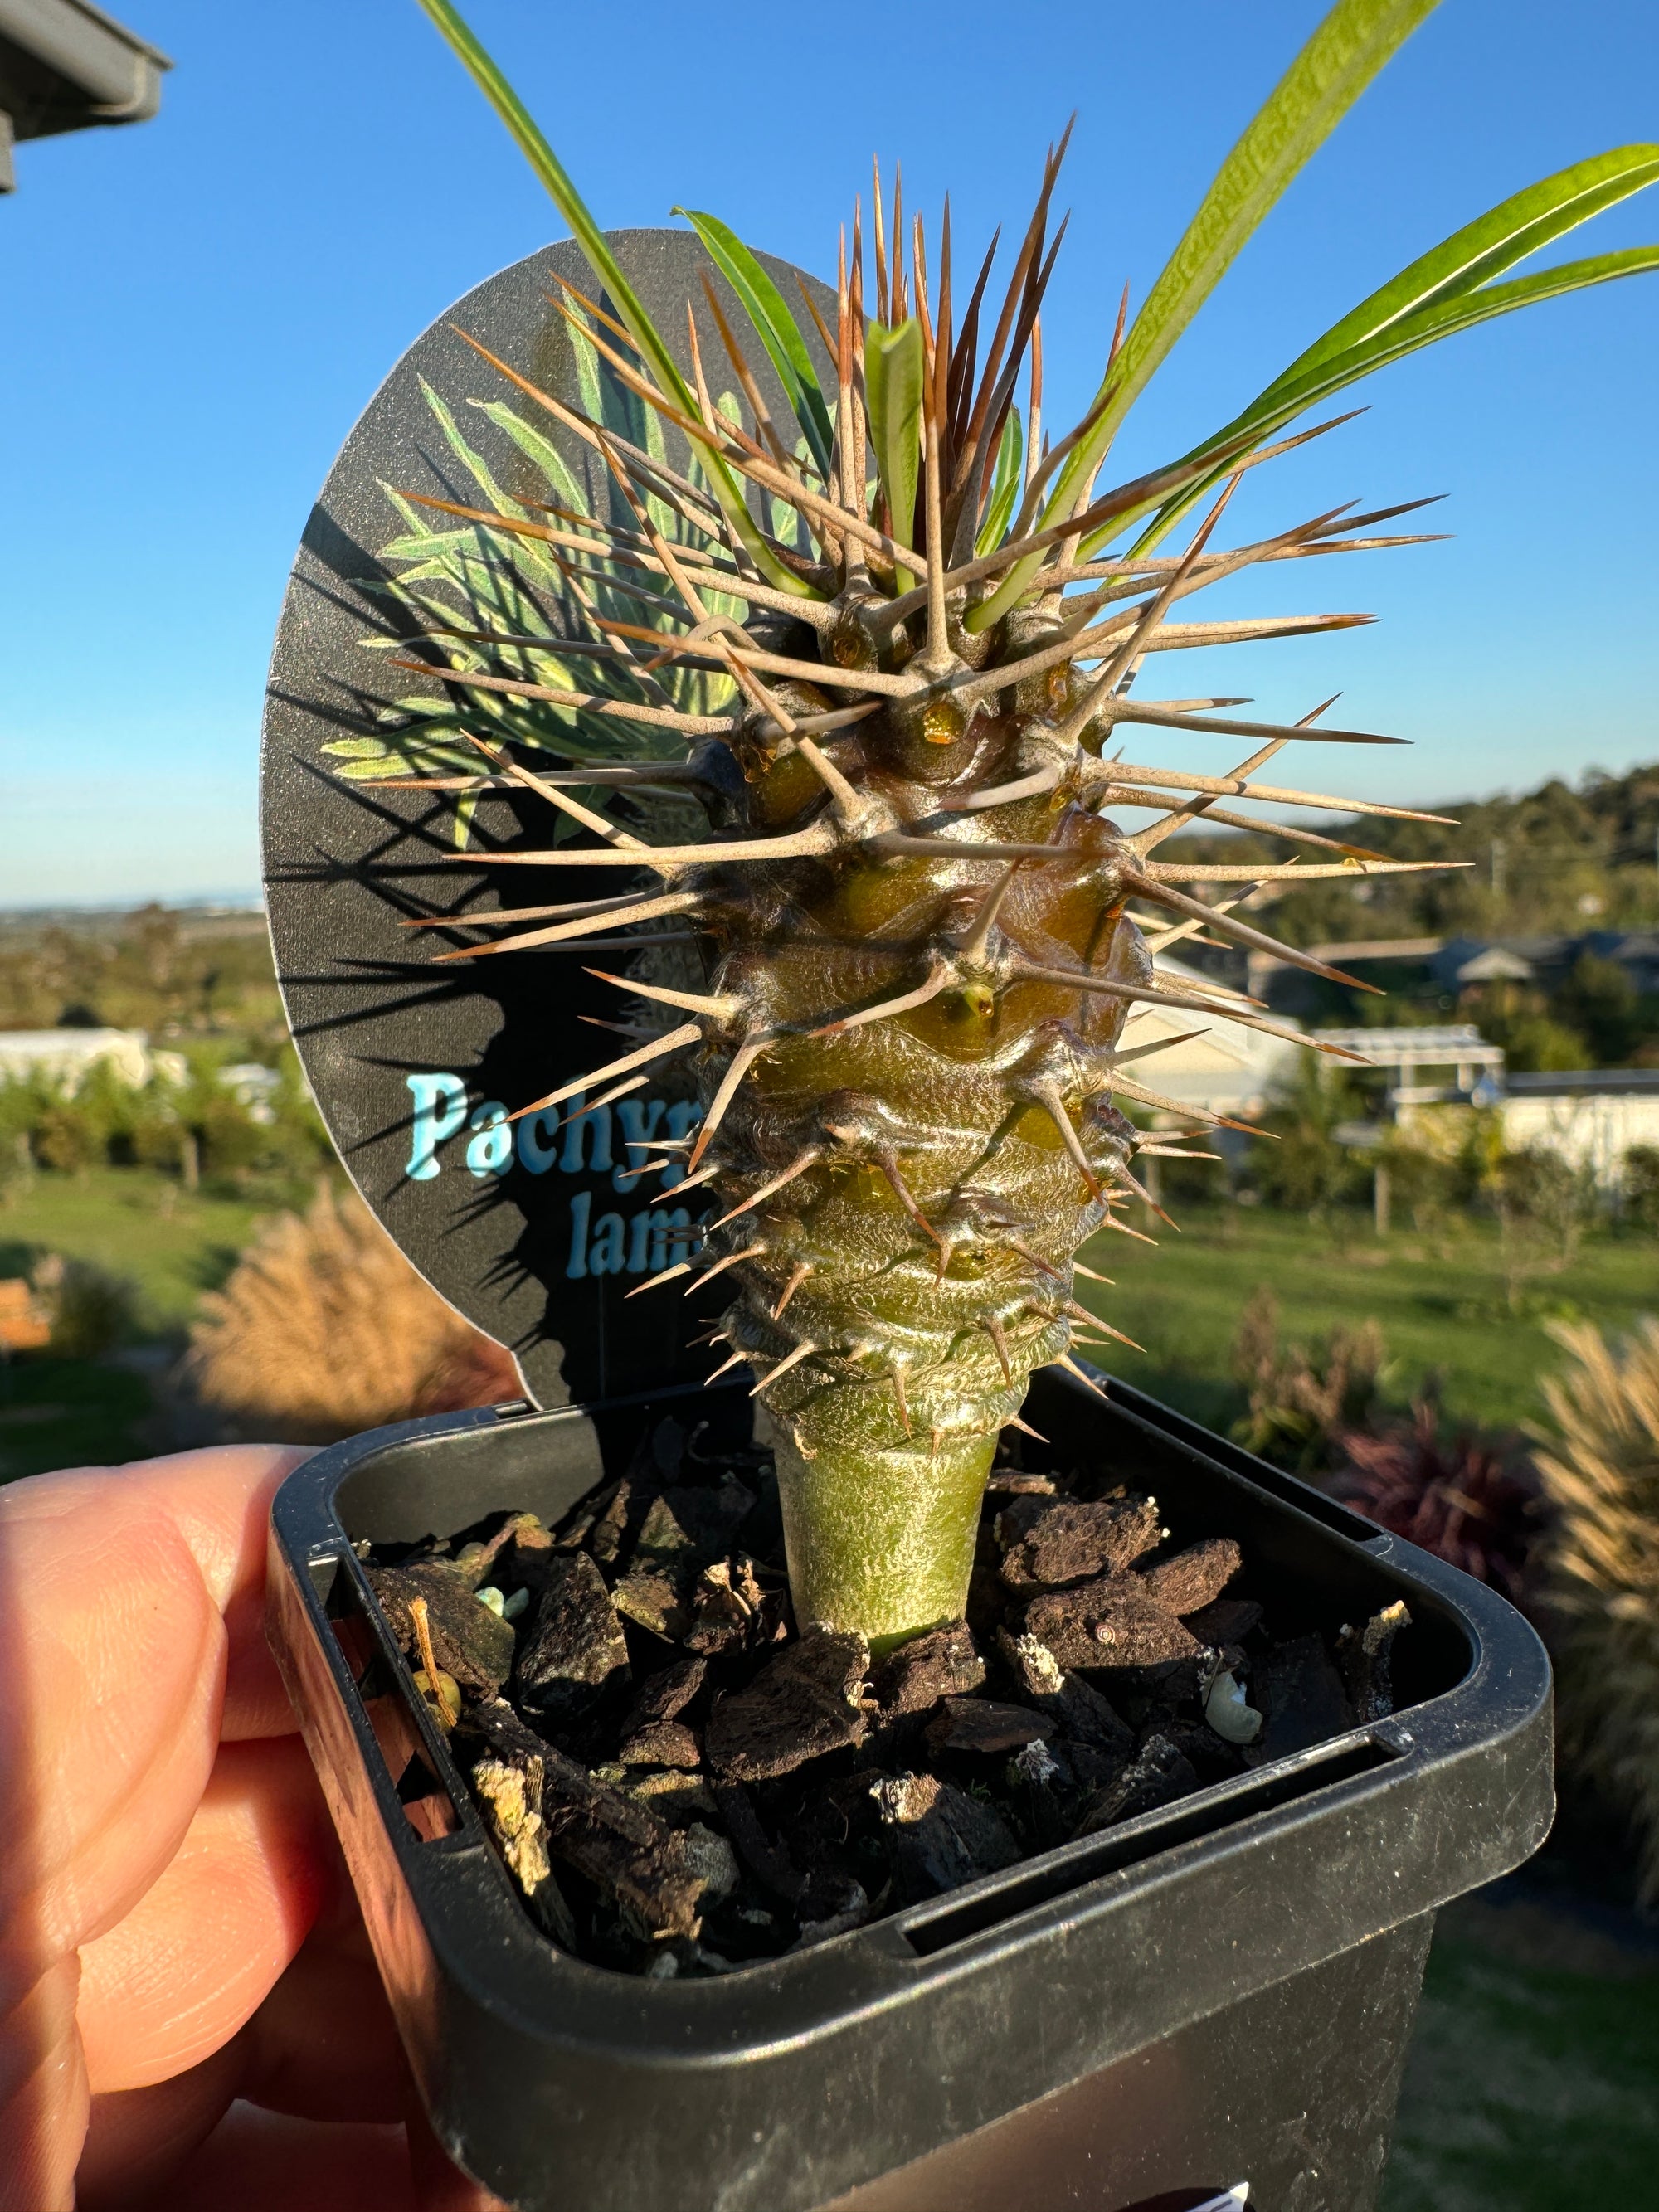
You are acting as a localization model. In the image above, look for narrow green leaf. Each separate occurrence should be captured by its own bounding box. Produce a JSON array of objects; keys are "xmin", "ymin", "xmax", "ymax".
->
[
  {"xmin": 566, "ymin": 311, "xmax": 607, "ymax": 434},
  {"xmin": 1113, "ymin": 236, "xmax": 1659, "ymax": 560},
  {"xmin": 1262, "ymin": 144, "xmax": 1659, "ymax": 400},
  {"xmin": 864, "ymin": 318, "xmax": 924, "ymax": 589},
  {"xmin": 1259, "ymin": 243, "xmax": 1659, "ymax": 430},
  {"xmin": 418, "ymin": 377, "xmax": 518, "ymax": 512},
  {"xmin": 375, "ymin": 529, "xmax": 476, "ymax": 563},
  {"xmin": 413, "ymin": 0, "xmax": 817, "ymax": 598},
  {"xmin": 478, "ymin": 399, "xmax": 587, "ymax": 511},
  {"xmin": 970, "ymin": 0, "xmax": 1440, "ymax": 630},
  {"xmin": 412, "ymin": 3, "xmax": 684, "ymax": 423},
  {"xmin": 322, "ymin": 737, "xmax": 400, "ymax": 761},
  {"xmin": 452, "ymin": 789, "xmax": 481, "ymax": 848},
  {"xmin": 975, "ymin": 409, "xmax": 1025, "ymax": 557},
  {"xmin": 676, "ymin": 208, "xmax": 836, "ymax": 479},
  {"xmin": 1079, "ymin": 0, "xmax": 1441, "ymax": 466}
]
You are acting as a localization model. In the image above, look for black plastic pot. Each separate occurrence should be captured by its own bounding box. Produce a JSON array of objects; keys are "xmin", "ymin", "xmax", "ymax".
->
[{"xmin": 266, "ymin": 1363, "xmax": 1552, "ymax": 2212}]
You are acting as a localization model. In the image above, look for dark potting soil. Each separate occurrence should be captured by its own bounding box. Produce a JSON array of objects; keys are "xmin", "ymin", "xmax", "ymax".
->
[{"xmin": 360, "ymin": 1416, "xmax": 1409, "ymax": 1977}]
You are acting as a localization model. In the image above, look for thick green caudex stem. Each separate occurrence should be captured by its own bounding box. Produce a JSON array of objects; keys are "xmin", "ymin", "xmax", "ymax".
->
[{"xmin": 772, "ymin": 1430, "xmax": 999, "ymax": 1654}]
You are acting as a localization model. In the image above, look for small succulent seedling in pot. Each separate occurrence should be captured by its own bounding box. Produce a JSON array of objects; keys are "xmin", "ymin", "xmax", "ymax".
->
[{"xmin": 357, "ymin": 0, "xmax": 1656, "ymax": 1650}]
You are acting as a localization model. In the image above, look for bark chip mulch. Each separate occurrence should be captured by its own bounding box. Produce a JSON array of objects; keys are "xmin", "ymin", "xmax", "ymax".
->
[{"xmin": 358, "ymin": 1417, "xmax": 1409, "ymax": 1976}]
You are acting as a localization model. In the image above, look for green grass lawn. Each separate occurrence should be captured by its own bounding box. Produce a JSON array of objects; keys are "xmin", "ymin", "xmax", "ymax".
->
[
  {"xmin": 0, "ymin": 1166, "xmax": 304, "ymax": 1480},
  {"xmin": 1076, "ymin": 1201, "xmax": 1658, "ymax": 1434},
  {"xmin": 1384, "ymin": 1903, "xmax": 1659, "ymax": 2212},
  {"xmin": 0, "ymin": 1354, "xmax": 157, "ymax": 1482},
  {"xmin": 0, "ymin": 1165, "xmax": 287, "ymax": 1337},
  {"xmin": 5, "ymin": 1169, "xmax": 1655, "ymax": 1471}
]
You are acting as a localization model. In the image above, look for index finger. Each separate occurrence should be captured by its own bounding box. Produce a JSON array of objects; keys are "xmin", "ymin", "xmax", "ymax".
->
[
  {"xmin": 0, "ymin": 1445, "xmax": 313, "ymax": 1958},
  {"xmin": 0, "ymin": 1443, "xmax": 314, "ymax": 2209},
  {"xmin": 2, "ymin": 1443, "xmax": 314, "ymax": 1744}
]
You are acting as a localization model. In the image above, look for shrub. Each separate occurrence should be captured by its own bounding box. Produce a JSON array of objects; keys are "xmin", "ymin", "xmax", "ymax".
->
[
  {"xmin": 1253, "ymin": 1121, "xmax": 1362, "ymax": 1215},
  {"xmin": 195, "ymin": 1092, "xmax": 271, "ymax": 1174},
  {"xmin": 30, "ymin": 1103, "xmax": 96, "ymax": 1174},
  {"xmin": 1230, "ymin": 1286, "xmax": 1390, "ymax": 1473},
  {"xmin": 0, "ymin": 1077, "xmax": 41, "ymax": 1150},
  {"xmin": 0, "ymin": 1064, "xmax": 148, "ymax": 1173},
  {"xmin": 168, "ymin": 1049, "xmax": 335, "ymax": 1186},
  {"xmin": 1247, "ymin": 1058, "xmax": 1369, "ymax": 1217},
  {"xmin": 1493, "ymin": 1145, "xmax": 1593, "ymax": 1245},
  {"xmin": 130, "ymin": 1100, "xmax": 192, "ymax": 1175},
  {"xmin": 31, "ymin": 1253, "xmax": 136, "ymax": 1359},
  {"xmin": 1489, "ymin": 1143, "xmax": 1597, "ymax": 1310},
  {"xmin": 1490, "ymin": 1014, "xmax": 1592, "ymax": 1073},
  {"xmin": 1554, "ymin": 951, "xmax": 1642, "ymax": 1067},
  {"xmin": 1622, "ymin": 1145, "xmax": 1659, "ymax": 1232},
  {"xmin": 1449, "ymin": 1104, "xmax": 1509, "ymax": 1208},
  {"xmin": 1531, "ymin": 1319, "xmax": 1659, "ymax": 1903},
  {"xmin": 1327, "ymin": 1399, "xmax": 1542, "ymax": 1602},
  {"xmin": 1375, "ymin": 1134, "xmax": 1458, "ymax": 1228},
  {"xmin": 186, "ymin": 1183, "xmax": 520, "ymax": 1443}
]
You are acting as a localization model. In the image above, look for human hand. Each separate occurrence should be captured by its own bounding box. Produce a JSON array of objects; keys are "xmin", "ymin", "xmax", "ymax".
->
[{"xmin": 0, "ymin": 1444, "xmax": 504, "ymax": 2212}]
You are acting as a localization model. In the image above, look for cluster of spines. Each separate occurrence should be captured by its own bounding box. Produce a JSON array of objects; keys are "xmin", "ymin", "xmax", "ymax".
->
[{"xmin": 360, "ymin": 145, "xmax": 1483, "ymax": 1459}]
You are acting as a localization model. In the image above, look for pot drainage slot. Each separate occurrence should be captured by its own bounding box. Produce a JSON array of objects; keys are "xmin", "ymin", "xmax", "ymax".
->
[
  {"xmin": 326, "ymin": 1570, "xmax": 462, "ymax": 1841},
  {"xmin": 900, "ymin": 1737, "xmax": 1400, "ymax": 1957}
]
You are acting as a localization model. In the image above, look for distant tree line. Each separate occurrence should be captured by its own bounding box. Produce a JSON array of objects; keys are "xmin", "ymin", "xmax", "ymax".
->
[
  {"xmin": 0, "ymin": 905, "xmax": 285, "ymax": 1040},
  {"xmin": 1167, "ymin": 761, "xmax": 1659, "ymax": 1067},
  {"xmin": 0, "ymin": 1046, "xmax": 333, "ymax": 1200}
]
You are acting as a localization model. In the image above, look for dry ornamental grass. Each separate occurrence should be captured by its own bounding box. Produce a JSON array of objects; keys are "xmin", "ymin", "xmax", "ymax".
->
[
  {"xmin": 1532, "ymin": 1317, "xmax": 1659, "ymax": 1903},
  {"xmin": 185, "ymin": 1183, "xmax": 521, "ymax": 1443}
]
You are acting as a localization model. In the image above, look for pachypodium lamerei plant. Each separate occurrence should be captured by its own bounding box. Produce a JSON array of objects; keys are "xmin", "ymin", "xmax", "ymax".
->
[{"xmin": 372, "ymin": 0, "xmax": 1656, "ymax": 1650}]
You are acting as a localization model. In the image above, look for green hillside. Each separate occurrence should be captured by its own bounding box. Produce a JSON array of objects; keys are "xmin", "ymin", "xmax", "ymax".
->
[{"xmin": 1163, "ymin": 760, "xmax": 1659, "ymax": 1065}]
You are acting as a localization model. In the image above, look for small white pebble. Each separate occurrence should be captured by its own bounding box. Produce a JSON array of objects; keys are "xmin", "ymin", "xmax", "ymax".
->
[
  {"xmin": 1013, "ymin": 1738, "xmax": 1061, "ymax": 1787},
  {"xmin": 1205, "ymin": 1669, "xmax": 1263, "ymax": 1745},
  {"xmin": 682, "ymin": 1822, "xmax": 741, "ymax": 1902},
  {"xmin": 475, "ymin": 1586, "xmax": 506, "ymax": 1616},
  {"xmin": 1011, "ymin": 1631, "xmax": 1063, "ymax": 1695},
  {"xmin": 870, "ymin": 1772, "xmax": 937, "ymax": 1825}
]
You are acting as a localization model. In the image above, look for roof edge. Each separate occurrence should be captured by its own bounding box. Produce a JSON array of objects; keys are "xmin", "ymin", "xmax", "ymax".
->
[{"xmin": 0, "ymin": 0, "xmax": 170, "ymax": 140}]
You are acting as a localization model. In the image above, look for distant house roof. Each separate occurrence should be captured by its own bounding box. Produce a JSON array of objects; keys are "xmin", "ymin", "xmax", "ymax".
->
[
  {"xmin": 1592, "ymin": 931, "xmax": 1659, "ymax": 989},
  {"xmin": 1434, "ymin": 935, "xmax": 1553, "ymax": 988},
  {"xmin": 1309, "ymin": 1024, "xmax": 1503, "ymax": 1065},
  {"xmin": 0, "ymin": 0, "xmax": 169, "ymax": 191},
  {"xmin": 1310, "ymin": 1023, "xmax": 1505, "ymax": 1107},
  {"xmin": 1433, "ymin": 929, "xmax": 1659, "ymax": 993},
  {"xmin": 1452, "ymin": 945, "xmax": 1535, "ymax": 984},
  {"xmin": 1111, "ymin": 955, "xmax": 1304, "ymax": 1118},
  {"xmin": 1506, "ymin": 1069, "xmax": 1659, "ymax": 1099},
  {"xmin": 1303, "ymin": 936, "xmax": 1445, "ymax": 964},
  {"xmin": 0, "ymin": 1025, "xmax": 152, "ymax": 1086}
]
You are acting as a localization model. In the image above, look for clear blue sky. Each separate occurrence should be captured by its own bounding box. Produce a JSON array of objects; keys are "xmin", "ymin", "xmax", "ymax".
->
[{"xmin": 2, "ymin": 0, "xmax": 1656, "ymax": 908}]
